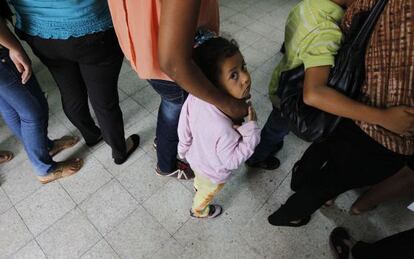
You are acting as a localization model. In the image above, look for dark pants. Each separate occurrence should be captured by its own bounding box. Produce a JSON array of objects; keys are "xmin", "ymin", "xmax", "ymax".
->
[
  {"xmin": 18, "ymin": 29, "xmax": 127, "ymax": 160},
  {"xmin": 352, "ymin": 228, "xmax": 414, "ymax": 259},
  {"xmin": 269, "ymin": 119, "xmax": 410, "ymax": 224},
  {"xmin": 147, "ymin": 79, "xmax": 188, "ymax": 173},
  {"xmin": 246, "ymin": 107, "xmax": 289, "ymax": 164}
]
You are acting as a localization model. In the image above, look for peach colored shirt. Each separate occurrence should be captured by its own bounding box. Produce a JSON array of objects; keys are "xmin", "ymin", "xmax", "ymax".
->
[{"xmin": 107, "ymin": 0, "xmax": 219, "ymax": 80}]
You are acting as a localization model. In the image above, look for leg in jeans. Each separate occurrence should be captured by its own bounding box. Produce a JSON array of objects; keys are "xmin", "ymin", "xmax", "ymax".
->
[
  {"xmin": 192, "ymin": 171, "xmax": 224, "ymax": 217},
  {"xmin": 78, "ymin": 29, "xmax": 126, "ymax": 160},
  {"xmin": 148, "ymin": 79, "xmax": 188, "ymax": 173},
  {"xmin": 22, "ymin": 36, "xmax": 102, "ymax": 145},
  {"xmin": 352, "ymin": 228, "xmax": 414, "ymax": 259},
  {"xmin": 0, "ymin": 54, "xmax": 55, "ymax": 175},
  {"xmin": 246, "ymin": 107, "xmax": 289, "ymax": 164}
]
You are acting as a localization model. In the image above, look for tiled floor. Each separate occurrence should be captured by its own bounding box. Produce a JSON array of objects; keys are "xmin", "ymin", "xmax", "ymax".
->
[{"xmin": 1, "ymin": 0, "xmax": 414, "ymax": 258}]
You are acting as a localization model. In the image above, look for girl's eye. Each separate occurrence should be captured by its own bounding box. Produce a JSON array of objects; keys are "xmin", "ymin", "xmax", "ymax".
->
[{"xmin": 230, "ymin": 72, "xmax": 239, "ymax": 80}]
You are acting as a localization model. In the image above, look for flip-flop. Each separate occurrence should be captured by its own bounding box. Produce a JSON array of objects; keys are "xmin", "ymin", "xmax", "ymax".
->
[
  {"xmin": 329, "ymin": 227, "xmax": 351, "ymax": 259},
  {"xmin": 0, "ymin": 151, "xmax": 14, "ymax": 164},
  {"xmin": 114, "ymin": 134, "xmax": 140, "ymax": 165},
  {"xmin": 49, "ymin": 136, "xmax": 80, "ymax": 157}
]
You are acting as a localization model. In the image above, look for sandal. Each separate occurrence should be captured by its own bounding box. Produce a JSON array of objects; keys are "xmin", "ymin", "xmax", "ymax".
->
[
  {"xmin": 114, "ymin": 134, "xmax": 140, "ymax": 165},
  {"xmin": 0, "ymin": 150, "xmax": 14, "ymax": 164},
  {"xmin": 49, "ymin": 135, "xmax": 80, "ymax": 157},
  {"xmin": 190, "ymin": 204, "xmax": 223, "ymax": 219},
  {"xmin": 329, "ymin": 227, "xmax": 352, "ymax": 259},
  {"xmin": 38, "ymin": 158, "xmax": 83, "ymax": 184}
]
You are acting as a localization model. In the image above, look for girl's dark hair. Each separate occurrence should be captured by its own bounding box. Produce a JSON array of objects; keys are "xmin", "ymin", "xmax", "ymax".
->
[
  {"xmin": 0, "ymin": 0, "xmax": 13, "ymax": 21},
  {"xmin": 193, "ymin": 37, "xmax": 240, "ymax": 86}
]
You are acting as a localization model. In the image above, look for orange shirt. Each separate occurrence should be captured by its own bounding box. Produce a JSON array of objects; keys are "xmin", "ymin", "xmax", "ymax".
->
[{"xmin": 108, "ymin": 0, "xmax": 219, "ymax": 80}]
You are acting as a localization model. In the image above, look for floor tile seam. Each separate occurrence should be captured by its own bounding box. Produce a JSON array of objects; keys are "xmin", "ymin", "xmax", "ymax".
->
[
  {"xmin": 138, "ymin": 195, "xmax": 178, "ymax": 238},
  {"xmin": 58, "ymin": 164, "xmax": 115, "ymax": 206},
  {"xmin": 123, "ymin": 173, "xmax": 171, "ymax": 206},
  {"xmin": 8, "ymin": 203, "xmax": 43, "ymax": 258}
]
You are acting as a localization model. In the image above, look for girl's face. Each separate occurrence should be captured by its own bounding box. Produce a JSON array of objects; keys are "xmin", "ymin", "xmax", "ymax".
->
[{"xmin": 217, "ymin": 52, "xmax": 251, "ymax": 100}]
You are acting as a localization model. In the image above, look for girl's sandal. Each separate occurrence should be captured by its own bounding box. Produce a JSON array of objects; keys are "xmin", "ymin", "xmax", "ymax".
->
[
  {"xmin": 37, "ymin": 158, "xmax": 83, "ymax": 184},
  {"xmin": 329, "ymin": 227, "xmax": 352, "ymax": 259},
  {"xmin": 49, "ymin": 136, "xmax": 80, "ymax": 157},
  {"xmin": 190, "ymin": 205, "xmax": 223, "ymax": 219}
]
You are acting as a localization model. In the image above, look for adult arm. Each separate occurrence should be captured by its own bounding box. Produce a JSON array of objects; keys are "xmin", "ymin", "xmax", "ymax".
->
[
  {"xmin": 158, "ymin": 0, "xmax": 248, "ymax": 119},
  {"xmin": 0, "ymin": 18, "xmax": 32, "ymax": 84},
  {"xmin": 303, "ymin": 66, "xmax": 414, "ymax": 135}
]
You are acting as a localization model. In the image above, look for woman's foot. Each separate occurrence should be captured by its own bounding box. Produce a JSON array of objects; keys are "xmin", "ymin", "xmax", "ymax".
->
[
  {"xmin": 49, "ymin": 136, "xmax": 80, "ymax": 157},
  {"xmin": 0, "ymin": 150, "xmax": 13, "ymax": 164},
  {"xmin": 37, "ymin": 158, "xmax": 83, "ymax": 184},
  {"xmin": 190, "ymin": 204, "xmax": 223, "ymax": 219},
  {"xmin": 329, "ymin": 227, "xmax": 353, "ymax": 259},
  {"xmin": 114, "ymin": 134, "xmax": 140, "ymax": 165}
]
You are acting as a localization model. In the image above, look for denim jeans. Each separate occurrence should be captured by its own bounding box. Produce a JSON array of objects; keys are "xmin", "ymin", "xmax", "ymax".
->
[
  {"xmin": 0, "ymin": 48, "xmax": 55, "ymax": 175},
  {"xmin": 246, "ymin": 107, "xmax": 289, "ymax": 164},
  {"xmin": 148, "ymin": 79, "xmax": 188, "ymax": 173}
]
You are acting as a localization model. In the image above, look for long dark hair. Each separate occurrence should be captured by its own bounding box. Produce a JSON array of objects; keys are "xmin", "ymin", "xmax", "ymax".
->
[{"xmin": 0, "ymin": 0, "xmax": 13, "ymax": 22}]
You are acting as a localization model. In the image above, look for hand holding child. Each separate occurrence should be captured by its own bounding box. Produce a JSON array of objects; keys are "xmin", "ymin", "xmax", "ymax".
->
[{"xmin": 379, "ymin": 106, "xmax": 414, "ymax": 136}]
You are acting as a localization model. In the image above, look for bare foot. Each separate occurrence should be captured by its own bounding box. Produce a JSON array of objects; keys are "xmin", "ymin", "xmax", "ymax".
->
[
  {"xmin": 0, "ymin": 151, "xmax": 14, "ymax": 164},
  {"xmin": 49, "ymin": 136, "xmax": 79, "ymax": 157},
  {"xmin": 37, "ymin": 158, "xmax": 83, "ymax": 184}
]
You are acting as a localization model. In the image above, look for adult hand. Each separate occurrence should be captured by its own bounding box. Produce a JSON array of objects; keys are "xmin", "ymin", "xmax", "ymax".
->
[
  {"xmin": 379, "ymin": 106, "xmax": 414, "ymax": 136},
  {"xmin": 9, "ymin": 47, "xmax": 32, "ymax": 84},
  {"xmin": 221, "ymin": 97, "xmax": 249, "ymax": 119}
]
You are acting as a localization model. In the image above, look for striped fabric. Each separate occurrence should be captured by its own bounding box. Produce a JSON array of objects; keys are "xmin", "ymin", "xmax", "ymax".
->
[
  {"xmin": 268, "ymin": 0, "xmax": 344, "ymax": 106},
  {"xmin": 342, "ymin": 0, "xmax": 414, "ymax": 155}
]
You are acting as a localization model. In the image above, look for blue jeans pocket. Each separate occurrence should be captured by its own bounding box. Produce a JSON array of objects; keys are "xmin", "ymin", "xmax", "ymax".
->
[
  {"xmin": 0, "ymin": 49, "xmax": 21, "ymax": 87},
  {"xmin": 148, "ymin": 79, "xmax": 188, "ymax": 104}
]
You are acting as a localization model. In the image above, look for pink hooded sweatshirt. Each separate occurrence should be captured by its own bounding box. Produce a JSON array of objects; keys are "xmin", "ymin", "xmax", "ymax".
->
[{"xmin": 178, "ymin": 95, "xmax": 261, "ymax": 184}]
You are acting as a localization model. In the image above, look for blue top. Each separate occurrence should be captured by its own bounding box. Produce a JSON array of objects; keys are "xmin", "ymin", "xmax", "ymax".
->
[{"xmin": 9, "ymin": 0, "xmax": 113, "ymax": 39}]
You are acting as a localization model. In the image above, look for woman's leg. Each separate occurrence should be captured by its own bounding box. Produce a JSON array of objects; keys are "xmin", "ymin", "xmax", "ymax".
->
[
  {"xmin": 78, "ymin": 29, "xmax": 128, "ymax": 161},
  {"xmin": 268, "ymin": 120, "xmax": 408, "ymax": 226},
  {"xmin": 20, "ymin": 34, "xmax": 102, "ymax": 146},
  {"xmin": 148, "ymin": 79, "xmax": 190, "ymax": 175},
  {"xmin": 0, "ymin": 57, "xmax": 55, "ymax": 175}
]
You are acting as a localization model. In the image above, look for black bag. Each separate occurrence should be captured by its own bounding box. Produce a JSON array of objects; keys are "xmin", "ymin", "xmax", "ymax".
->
[{"xmin": 279, "ymin": 0, "xmax": 389, "ymax": 142}]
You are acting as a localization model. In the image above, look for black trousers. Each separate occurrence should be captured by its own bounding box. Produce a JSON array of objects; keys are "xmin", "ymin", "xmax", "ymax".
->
[
  {"xmin": 269, "ymin": 119, "xmax": 410, "ymax": 224},
  {"xmin": 18, "ymin": 29, "xmax": 127, "ymax": 160},
  {"xmin": 352, "ymin": 228, "xmax": 414, "ymax": 259}
]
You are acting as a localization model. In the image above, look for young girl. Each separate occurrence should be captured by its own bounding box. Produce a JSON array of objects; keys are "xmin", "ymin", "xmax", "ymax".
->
[{"xmin": 178, "ymin": 33, "xmax": 260, "ymax": 218}]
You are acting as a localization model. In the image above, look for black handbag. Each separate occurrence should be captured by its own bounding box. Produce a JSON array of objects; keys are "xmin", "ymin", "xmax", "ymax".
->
[{"xmin": 279, "ymin": 0, "xmax": 389, "ymax": 142}]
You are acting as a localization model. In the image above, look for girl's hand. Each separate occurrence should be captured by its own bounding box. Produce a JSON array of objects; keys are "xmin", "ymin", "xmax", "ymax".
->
[
  {"xmin": 379, "ymin": 106, "xmax": 414, "ymax": 136},
  {"xmin": 247, "ymin": 104, "xmax": 257, "ymax": 122},
  {"xmin": 9, "ymin": 47, "xmax": 32, "ymax": 84}
]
